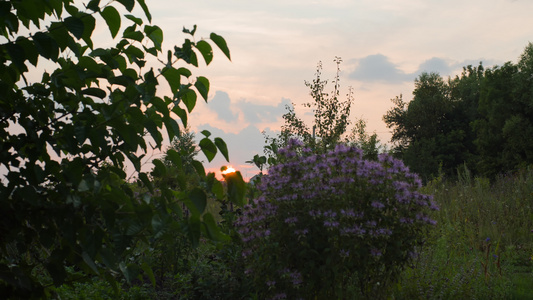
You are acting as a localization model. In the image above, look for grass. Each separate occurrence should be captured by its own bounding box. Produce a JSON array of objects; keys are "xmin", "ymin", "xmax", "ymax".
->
[{"xmin": 393, "ymin": 166, "xmax": 533, "ymax": 299}]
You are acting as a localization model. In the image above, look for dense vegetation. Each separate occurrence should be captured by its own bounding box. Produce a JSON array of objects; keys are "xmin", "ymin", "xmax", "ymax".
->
[
  {"xmin": 0, "ymin": 0, "xmax": 238, "ymax": 298},
  {"xmin": 1, "ymin": 0, "xmax": 532, "ymax": 299},
  {"xmin": 384, "ymin": 44, "xmax": 533, "ymax": 181}
]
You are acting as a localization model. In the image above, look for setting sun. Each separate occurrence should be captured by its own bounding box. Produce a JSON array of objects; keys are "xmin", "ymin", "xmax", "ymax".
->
[{"xmin": 221, "ymin": 166, "xmax": 236, "ymax": 175}]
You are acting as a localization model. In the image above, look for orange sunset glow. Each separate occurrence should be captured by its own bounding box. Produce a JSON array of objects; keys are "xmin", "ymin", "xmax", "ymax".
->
[{"xmin": 221, "ymin": 166, "xmax": 236, "ymax": 175}]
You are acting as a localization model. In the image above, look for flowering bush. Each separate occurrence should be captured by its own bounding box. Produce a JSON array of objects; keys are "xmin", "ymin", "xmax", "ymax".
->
[{"xmin": 236, "ymin": 139, "xmax": 439, "ymax": 299}]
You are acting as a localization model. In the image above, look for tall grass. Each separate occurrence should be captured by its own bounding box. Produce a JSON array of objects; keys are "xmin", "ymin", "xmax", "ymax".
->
[{"xmin": 394, "ymin": 166, "xmax": 533, "ymax": 299}]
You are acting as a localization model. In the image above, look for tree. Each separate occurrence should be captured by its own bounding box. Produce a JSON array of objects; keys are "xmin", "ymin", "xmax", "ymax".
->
[
  {"xmin": 0, "ymin": 0, "xmax": 235, "ymax": 297},
  {"xmin": 159, "ymin": 127, "xmax": 201, "ymax": 189},
  {"xmin": 264, "ymin": 57, "xmax": 353, "ymax": 163},
  {"xmin": 347, "ymin": 118, "xmax": 384, "ymax": 161},
  {"xmin": 385, "ymin": 44, "xmax": 533, "ymax": 180},
  {"xmin": 473, "ymin": 43, "xmax": 533, "ymax": 176},
  {"xmin": 384, "ymin": 72, "xmax": 476, "ymax": 180}
]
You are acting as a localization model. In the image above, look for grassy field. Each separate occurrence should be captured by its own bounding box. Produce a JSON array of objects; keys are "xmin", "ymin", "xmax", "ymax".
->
[{"xmin": 393, "ymin": 167, "xmax": 533, "ymax": 299}]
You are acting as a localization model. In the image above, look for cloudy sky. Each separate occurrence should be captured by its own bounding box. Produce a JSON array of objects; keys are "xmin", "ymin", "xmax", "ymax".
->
[{"xmin": 145, "ymin": 0, "xmax": 533, "ymax": 179}]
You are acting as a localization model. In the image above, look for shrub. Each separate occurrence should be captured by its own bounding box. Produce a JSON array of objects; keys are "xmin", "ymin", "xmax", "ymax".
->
[{"xmin": 236, "ymin": 139, "xmax": 438, "ymax": 299}]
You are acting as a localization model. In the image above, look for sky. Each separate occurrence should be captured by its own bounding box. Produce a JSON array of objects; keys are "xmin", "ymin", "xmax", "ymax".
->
[
  {"xmin": 146, "ymin": 0, "xmax": 533, "ymax": 180},
  {"xmin": 143, "ymin": 0, "xmax": 533, "ymax": 179},
  {"xmin": 9, "ymin": 0, "xmax": 533, "ymax": 181}
]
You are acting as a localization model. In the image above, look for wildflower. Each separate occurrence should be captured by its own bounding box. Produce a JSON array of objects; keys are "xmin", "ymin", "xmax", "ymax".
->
[
  {"xmin": 429, "ymin": 201, "xmax": 440, "ymax": 211},
  {"xmin": 267, "ymin": 280, "xmax": 276, "ymax": 287},
  {"xmin": 366, "ymin": 220, "xmax": 377, "ymax": 227},
  {"xmin": 272, "ymin": 293, "xmax": 287, "ymax": 300},
  {"xmin": 242, "ymin": 249, "xmax": 252, "ymax": 258},
  {"xmin": 371, "ymin": 201, "xmax": 385, "ymax": 209},
  {"xmin": 323, "ymin": 210, "xmax": 337, "ymax": 218},
  {"xmin": 324, "ymin": 220, "xmax": 339, "ymax": 228},
  {"xmin": 370, "ymin": 248, "xmax": 382, "ymax": 257},
  {"xmin": 290, "ymin": 271, "xmax": 303, "ymax": 285},
  {"xmin": 284, "ymin": 217, "xmax": 298, "ymax": 224},
  {"xmin": 340, "ymin": 249, "xmax": 350, "ymax": 258}
]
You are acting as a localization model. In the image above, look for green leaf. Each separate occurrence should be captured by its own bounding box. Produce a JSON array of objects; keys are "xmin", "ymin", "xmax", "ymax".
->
[
  {"xmin": 117, "ymin": 0, "xmax": 135, "ymax": 12},
  {"xmin": 138, "ymin": 172, "xmax": 153, "ymax": 194},
  {"xmin": 187, "ymin": 215, "xmax": 201, "ymax": 247},
  {"xmin": 119, "ymin": 263, "xmax": 141, "ymax": 284},
  {"xmin": 174, "ymin": 40, "xmax": 198, "ymax": 67},
  {"xmin": 16, "ymin": 38, "xmax": 39, "ymax": 67},
  {"xmin": 177, "ymin": 67, "xmax": 192, "ymax": 77},
  {"xmin": 151, "ymin": 159, "xmax": 166, "ymax": 177},
  {"xmin": 210, "ymin": 33, "xmax": 231, "ymax": 60},
  {"xmin": 82, "ymin": 252, "xmax": 100, "ymax": 275},
  {"xmin": 188, "ymin": 187, "xmax": 207, "ymax": 214},
  {"xmin": 136, "ymin": 0, "xmax": 152, "ymax": 22},
  {"xmin": 150, "ymin": 97, "xmax": 168, "ymax": 116},
  {"xmin": 47, "ymin": 260, "xmax": 67, "ymax": 286},
  {"xmin": 161, "ymin": 67, "xmax": 180, "ymax": 94},
  {"xmin": 181, "ymin": 89, "xmax": 197, "ymax": 113},
  {"xmin": 214, "ymin": 137, "xmax": 230, "ymax": 162},
  {"xmin": 5, "ymin": 43, "xmax": 27, "ymax": 72},
  {"xmin": 123, "ymin": 30, "xmax": 144, "ymax": 42},
  {"xmin": 81, "ymin": 87, "xmax": 106, "ymax": 99},
  {"xmin": 109, "ymin": 75, "xmax": 134, "ymax": 86},
  {"xmin": 196, "ymin": 40, "xmax": 213, "ymax": 65},
  {"xmin": 141, "ymin": 261, "xmax": 156, "ymax": 287},
  {"xmin": 211, "ymin": 179, "xmax": 224, "ymax": 200},
  {"xmin": 100, "ymin": 6, "xmax": 121, "ymax": 38},
  {"xmin": 144, "ymin": 25, "xmax": 163, "ymax": 51},
  {"xmin": 182, "ymin": 25, "xmax": 197, "ymax": 35},
  {"xmin": 226, "ymin": 171, "xmax": 246, "ymax": 207},
  {"xmin": 81, "ymin": 14, "xmax": 96, "ymax": 48},
  {"xmin": 191, "ymin": 160, "xmax": 206, "ymax": 179},
  {"xmin": 172, "ymin": 105, "xmax": 188, "ymax": 128},
  {"xmin": 64, "ymin": 157, "xmax": 85, "ymax": 186},
  {"xmin": 163, "ymin": 116, "xmax": 180, "ymax": 142},
  {"xmin": 124, "ymin": 45, "xmax": 145, "ymax": 62},
  {"xmin": 48, "ymin": 21, "xmax": 79, "ymax": 55},
  {"xmin": 165, "ymin": 149, "xmax": 182, "ymax": 169},
  {"xmin": 195, "ymin": 76, "xmax": 209, "ymax": 101},
  {"xmin": 199, "ymin": 138, "xmax": 217, "ymax": 162},
  {"xmin": 203, "ymin": 213, "xmax": 230, "ymax": 242},
  {"xmin": 99, "ymin": 247, "xmax": 117, "ymax": 269},
  {"xmin": 125, "ymin": 14, "xmax": 143, "ymax": 25},
  {"xmin": 200, "ymin": 130, "xmax": 211, "ymax": 137},
  {"xmin": 86, "ymin": 0, "xmax": 100, "ymax": 12},
  {"xmin": 32, "ymin": 32, "xmax": 59, "ymax": 60},
  {"xmin": 64, "ymin": 16, "xmax": 84, "ymax": 39},
  {"xmin": 144, "ymin": 118, "xmax": 162, "ymax": 147}
]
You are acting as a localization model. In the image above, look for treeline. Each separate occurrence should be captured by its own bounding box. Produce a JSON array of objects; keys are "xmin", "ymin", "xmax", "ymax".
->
[{"xmin": 384, "ymin": 43, "xmax": 533, "ymax": 181}]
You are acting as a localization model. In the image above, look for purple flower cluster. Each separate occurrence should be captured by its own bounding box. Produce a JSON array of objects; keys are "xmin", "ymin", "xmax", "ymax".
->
[{"xmin": 235, "ymin": 139, "xmax": 438, "ymax": 298}]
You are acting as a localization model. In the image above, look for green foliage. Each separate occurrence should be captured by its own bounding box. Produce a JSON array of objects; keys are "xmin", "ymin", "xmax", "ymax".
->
[
  {"xmin": 393, "ymin": 166, "xmax": 533, "ymax": 299},
  {"xmin": 385, "ymin": 43, "xmax": 533, "ymax": 180},
  {"xmin": 384, "ymin": 71, "xmax": 475, "ymax": 181},
  {"xmin": 348, "ymin": 118, "xmax": 385, "ymax": 160},
  {"xmin": 237, "ymin": 140, "xmax": 438, "ymax": 299},
  {"xmin": 264, "ymin": 57, "xmax": 353, "ymax": 163},
  {"xmin": 473, "ymin": 45, "xmax": 533, "ymax": 177},
  {"xmin": 0, "ymin": 0, "xmax": 234, "ymax": 297}
]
